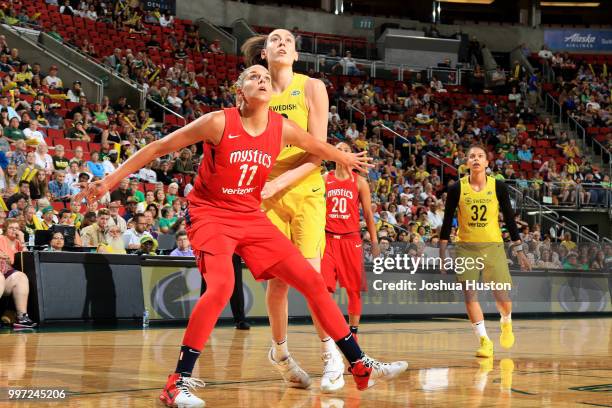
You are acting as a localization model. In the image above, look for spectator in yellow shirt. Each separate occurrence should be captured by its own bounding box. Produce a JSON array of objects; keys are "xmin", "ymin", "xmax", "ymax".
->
[
  {"xmin": 354, "ymin": 132, "xmax": 369, "ymax": 151},
  {"xmin": 560, "ymin": 232, "xmax": 577, "ymax": 251},
  {"xmin": 414, "ymin": 165, "xmax": 430, "ymax": 182}
]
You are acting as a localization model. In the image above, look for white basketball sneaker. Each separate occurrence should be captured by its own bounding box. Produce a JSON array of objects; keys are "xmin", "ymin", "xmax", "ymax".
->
[
  {"xmin": 349, "ymin": 355, "xmax": 409, "ymax": 390},
  {"xmin": 268, "ymin": 347, "xmax": 312, "ymax": 389},
  {"xmin": 160, "ymin": 373, "xmax": 206, "ymax": 407},
  {"xmin": 320, "ymin": 350, "xmax": 345, "ymax": 392}
]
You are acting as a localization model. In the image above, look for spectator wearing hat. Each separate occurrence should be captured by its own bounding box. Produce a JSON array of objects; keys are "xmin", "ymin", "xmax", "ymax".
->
[
  {"xmin": 137, "ymin": 235, "xmax": 158, "ymax": 255},
  {"xmin": 42, "ymin": 65, "xmax": 63, "ymax": 89},
  {"xmin": 30, "ymin": 101, "xmax": 49, "ymax": 127},
  {"xmin": 123, "ymin": 197, "xmax": 138, "ymax": 222},
  {"xmin": 39, "ymin": 206, "xmax": 56, "ymax": 230},
  {"xmin": 69, "ymin": 171, "xmax": 89, "ymax": 196},
  {"xmin": 65, "ymin": 120, "xmax": 91, "ymax": 142},
  {"xmin": 81, "ymin": 208, "xmax": 111, "ymax": 247},
  {"xmin": 67, "ymin": 81, "xmax": 85, "ymax": 103},
  {"xmin": 102, "ymin": 151, "xmax": 118, "ymax": 175},
  {"xmin": 45, "ymin": 103, "xmax": 64, "ymax": 129}
]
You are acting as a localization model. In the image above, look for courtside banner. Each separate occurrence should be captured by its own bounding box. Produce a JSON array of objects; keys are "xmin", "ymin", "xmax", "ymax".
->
[
  {"xmin": 142, "ymin": 0, "xmax": 176, "ymax": 14},
  {"xmin": 544, "ymin": 29, "xmax": 612, "ymax": 52}
]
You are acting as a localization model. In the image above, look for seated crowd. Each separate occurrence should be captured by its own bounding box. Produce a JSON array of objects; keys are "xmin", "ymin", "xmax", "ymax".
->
[{"xmin": 0, "ymin": 31, "xmax": 610, "ymax": 329}]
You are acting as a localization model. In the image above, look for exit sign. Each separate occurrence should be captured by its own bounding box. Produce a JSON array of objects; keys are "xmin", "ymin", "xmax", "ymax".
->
[{"xmin": 353, "ymin": 17, "xmax": 374, "ymax": 30}]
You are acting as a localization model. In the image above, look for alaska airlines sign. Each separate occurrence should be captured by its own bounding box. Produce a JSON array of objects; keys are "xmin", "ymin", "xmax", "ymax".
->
[{"xmin": 544, "ymin": 29, "xmax": 612, "ymax": 52}]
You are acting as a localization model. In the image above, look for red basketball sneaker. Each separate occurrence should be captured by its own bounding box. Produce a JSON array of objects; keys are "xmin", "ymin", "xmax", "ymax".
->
[
  {"xmin": 159, "ymin": 373, "xmax": 206, "ymax": 407},
  {"xmin": 349, "ymin": 355, "xmax": 408, "ymax": 390}
]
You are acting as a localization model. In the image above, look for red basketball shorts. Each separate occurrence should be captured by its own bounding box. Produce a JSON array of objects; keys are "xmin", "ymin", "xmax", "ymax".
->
[
  {"xmin": 321, "ymin": 232, "xmax": 366, "ymax": 293},
  {"xmin": 186, "ymin": 204, "xmax": 301, "ymax": 280}
]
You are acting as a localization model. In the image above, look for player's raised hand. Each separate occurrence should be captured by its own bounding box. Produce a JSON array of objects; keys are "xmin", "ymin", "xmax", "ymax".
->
[
  {"xmin": 75, "ymin": 179, "xmax": 110, "ymax": 204},
  {"xmin": 343, "ymin": 150, "xmax": 373, "ymax": 174}
]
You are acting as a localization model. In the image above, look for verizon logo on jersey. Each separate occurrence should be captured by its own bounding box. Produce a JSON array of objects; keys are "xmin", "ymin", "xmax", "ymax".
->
[
  {"xmin": 229, "ymin": 149, "xmax": 273, "ymax": 168},
  {"xmin": 222, "ymin": 186, "xmax": 256, "ymax": 195}
]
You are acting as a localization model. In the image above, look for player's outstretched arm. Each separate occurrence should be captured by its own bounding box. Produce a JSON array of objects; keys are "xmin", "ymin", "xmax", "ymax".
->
[
  {"xmin": 78, "ymin": 111, "xmax": 225, "ymax": 201},
  {"xmin": 281, "ymin": 118, "xmax": 372, "ymax": 174},
  {"xmin": 439, "ymin": 182, "xmax": 460, "ymax": 273},
  {"xmin": 496, "ymin": 180, "xmax": 531, "ymax": 271},
  {"xmin": 358, "ymin": 175, "xmax": 380, "ymax": 257}
]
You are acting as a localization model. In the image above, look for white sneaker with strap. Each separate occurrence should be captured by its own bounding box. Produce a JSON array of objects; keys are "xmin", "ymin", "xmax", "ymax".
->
[
  {"xmin": 268, "ymin": 347, "xmax": 312, "ymax": 389},
  {"xmin": 160, "ymin": 373, "xmax": 206, "ymax": 407}
]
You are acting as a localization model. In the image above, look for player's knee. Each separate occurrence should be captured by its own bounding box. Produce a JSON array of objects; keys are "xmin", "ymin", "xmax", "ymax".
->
[
  {"xmin": 463, "ymin": 289, "xmax": 478, "ymax": 302},
  {"xmin": 268, "ymin": 278, "xmax": 289, "ymax": 296}
]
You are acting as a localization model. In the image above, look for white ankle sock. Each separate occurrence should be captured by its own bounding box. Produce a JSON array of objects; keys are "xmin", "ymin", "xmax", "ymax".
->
[
  {"xmin": 474, "ymin": 373, "xmax": 488, "ymax": 391},
  {"xmin": 472, "ymin": 321, "xmax": 488, "ymax": 339},
  {"xmin": 272, "ymin": 338, "xmax": 289, "ymax": 361},
  {"xmin": 500, "ymin": 313, "xmax": 512, "ymax": 323},
  {"xmin": 320, "ymin": 337, "xmax": 336, "ymax": 354}
]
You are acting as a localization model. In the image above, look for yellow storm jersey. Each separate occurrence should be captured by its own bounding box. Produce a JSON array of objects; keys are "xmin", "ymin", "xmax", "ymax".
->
[
  {"xmin": 268, "ymin": 73, "xmax": 317, "ymax": 180},
  {"xmin": 457, "ymin": 176, "xmax": 503, "ymax": 243}
]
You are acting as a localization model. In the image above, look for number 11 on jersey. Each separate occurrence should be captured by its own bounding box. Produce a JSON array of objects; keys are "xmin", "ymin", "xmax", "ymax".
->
[{"xmin": 238, "ymin": 164, "xmax": 258, "ymax": 187}]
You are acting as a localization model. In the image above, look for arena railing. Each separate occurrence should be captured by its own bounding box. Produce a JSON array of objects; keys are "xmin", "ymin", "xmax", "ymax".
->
[
  {"xmin": 146, "ymin": 97, "xmax": 187, "ymax": 127},
  {"xmin": 505, "ymin": 179, "xmax": 611, "ymax": 210},
  {"xmin": 544, "ymin": 92, "xmax": 611, "ymax": 176},
  {"xmin": 1, "ymin": 23, "xmax": 105, "ymax": 103},
  {"xmin": 506, "ymin": 183, "xmax": 607, "ymax": 243},
  {"xmin": 337, "ymin": 98, "xmax": 367, "ymax": 130},
  {"xmin": 299, "ymin": 51, "xmax": 470, "ymax": 82},
  {"xmin": 424, "ymin": 151, "xmax": 458, "ymax": 185},
  {"xmin": 38, "ymin": 32, "xmax": 146, "ymax": 109}
]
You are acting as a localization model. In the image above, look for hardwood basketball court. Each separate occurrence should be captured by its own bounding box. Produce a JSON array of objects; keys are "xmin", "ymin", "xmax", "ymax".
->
[{"xmin": 1, "ymin": 318, "xmax": 610, "ymax": 407}]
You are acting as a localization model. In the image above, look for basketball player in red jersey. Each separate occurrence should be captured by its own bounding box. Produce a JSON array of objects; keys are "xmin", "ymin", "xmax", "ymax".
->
[
  {"xmin": 321, "ymin": 142, "xmax": 380, "ymax": 340},
  {"xmin": 79, "ymin": 65, "xmax": 408, "ymax": 408}
]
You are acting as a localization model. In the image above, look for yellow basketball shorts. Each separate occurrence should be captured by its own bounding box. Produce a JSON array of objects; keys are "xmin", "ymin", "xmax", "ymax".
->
[
  {"xmin": 453, "ymin": 242, "xmax": 512, "ymax": 285},
  {"xmin": 262, "ymin": 174, "xmax": 326, "ymax": 259}
]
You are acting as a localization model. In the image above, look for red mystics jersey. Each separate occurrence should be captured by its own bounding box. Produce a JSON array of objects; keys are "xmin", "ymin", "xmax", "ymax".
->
[
  {"xmin": 325, "ymin": 170, "xmax": 360, "ymax": 234},
  {"xmin": 188, "ymin": 108, "xmax": 283, "ymax": 212}
]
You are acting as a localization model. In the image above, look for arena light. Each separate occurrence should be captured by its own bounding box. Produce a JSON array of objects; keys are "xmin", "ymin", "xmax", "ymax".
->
[
  {"xmin": 540, "ymin": 2, "xmax": 600, "ymax": 6},
  {"xmin": 437, "ymin": 0, "xmax": 495, "ymax": 3}
]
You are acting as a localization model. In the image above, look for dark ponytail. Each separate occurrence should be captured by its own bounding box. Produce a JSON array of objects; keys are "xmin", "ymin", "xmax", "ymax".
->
[{"xmin": 241, "ymin": 35, "xmax": 268, "ymax": 68}]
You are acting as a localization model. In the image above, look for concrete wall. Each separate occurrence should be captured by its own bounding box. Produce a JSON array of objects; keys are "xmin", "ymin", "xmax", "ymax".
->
[
  {"xmin": 38, "ymin": 33, "xmax": 145, "ymax": 109},
  {"xmin": 177, "ymin": 0, "xmax": 547, "ymax": 53},
  {"xmin": 0, "ymin": 25, "xmax": 103, "ymax": 102}
]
